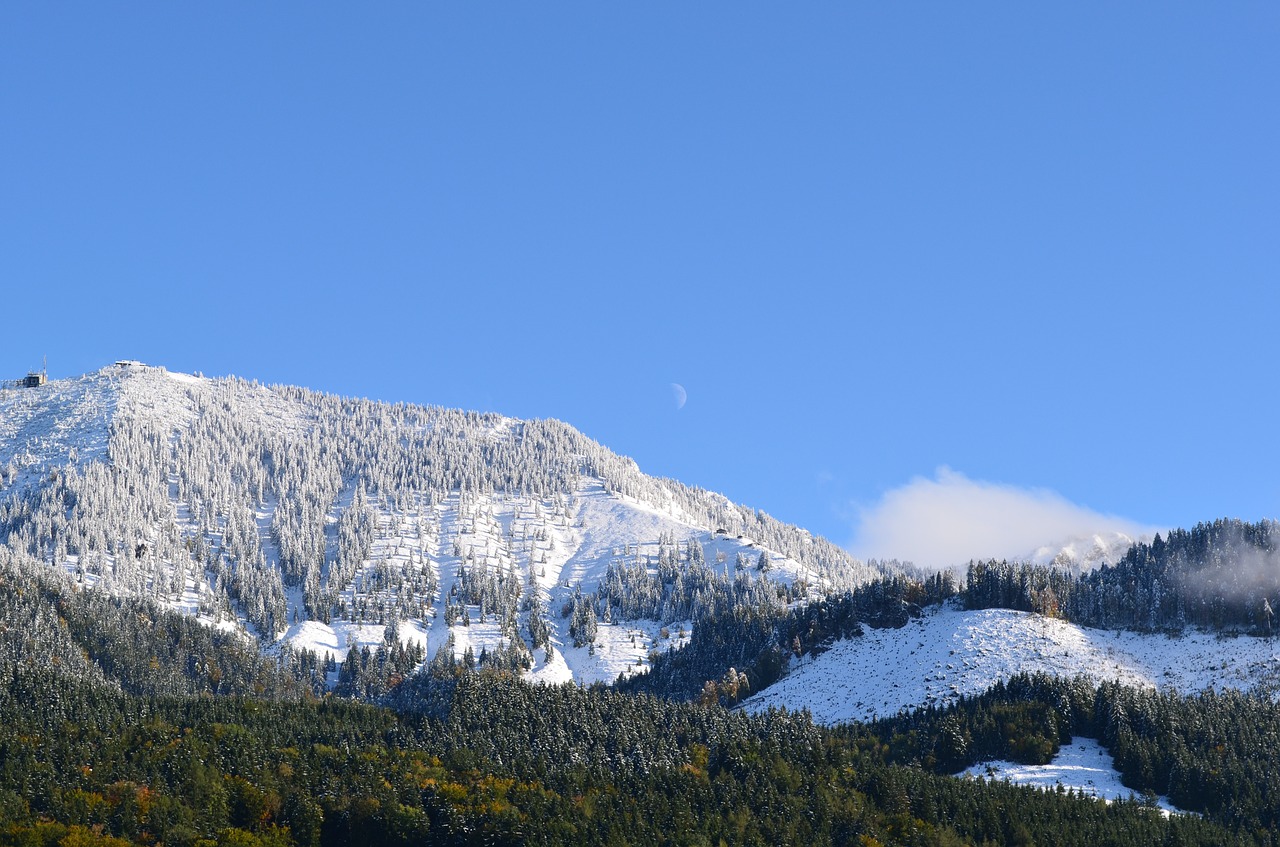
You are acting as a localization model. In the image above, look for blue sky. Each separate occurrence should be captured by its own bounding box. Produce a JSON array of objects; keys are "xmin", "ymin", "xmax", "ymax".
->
[{"xmin": 3, "ymin": 4, "xmax": 1278, "ymax": 565}]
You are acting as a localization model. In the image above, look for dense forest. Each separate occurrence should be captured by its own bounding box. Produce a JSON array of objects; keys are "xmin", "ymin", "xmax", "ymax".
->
[
  {"xmin": 0, "ymin": 548, "xmax": 314, "ymax": 699},
  {"xmin": 964, "ymin": 519, "xmax": 1280, "ymax": 633},
  {"xmin": 0, "ymin": 666, "xmax": 1267, "ymax": 847},
  {"xmin": 852, "ymin": 672, "xmax": 1280, "ymax": 832}
]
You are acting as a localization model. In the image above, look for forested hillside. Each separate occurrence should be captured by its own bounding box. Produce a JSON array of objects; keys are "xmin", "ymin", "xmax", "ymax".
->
[
  {"xmin": 0, "ymin": 548, "xmax": 315, "ymax": 698},
  {"xmin": 0, "ymin": 365, "xmax": 880, "ymax": 688},
  {"xmin": 0, "ymin": 667, "xmax": 1262, "ymax": 847},
  {"xmin": 637, "ymin": 521, "xmax": 1280, "ymax": 717},
  {"xmin": 623, "ymin": 572, "xmax": 957, "ymax": 705},
  {"xmin": 964, "ymin": 518, "xmax": 1280, "ymax": 633},
  {"xmin": 854, "ymin": 672, "xmax": 1280, "ymax": 832},
  {"xmin": 1, "ymin": 554, "xmax": 1275, "ymax": 845}
]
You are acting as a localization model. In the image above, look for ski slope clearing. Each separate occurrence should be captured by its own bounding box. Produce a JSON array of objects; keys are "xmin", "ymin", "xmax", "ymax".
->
[
  {"xmin": 740, "ymin": 604, "xmax": 1280, "ymax": 724},
  {"xmin": 960, "ymin": 737, "xmax": 1182, "ymax": 816}
]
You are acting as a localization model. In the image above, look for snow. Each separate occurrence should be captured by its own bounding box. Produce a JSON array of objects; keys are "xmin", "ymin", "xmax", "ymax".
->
[
  {"xmin": 283, "ymin": 618, "xmax": 388, "ymax": 663},
  {"xmin": 285, "ymin": 620, "xmax": 345, "ymax": 660},
  {"xmin": 166, "ymin": 370, "xmax": 203, "ymax": 386},
  {"xmin": 552, "ymin": 619, "xmax": 694, "ymax": 687},
  {"xmin": 116, "ymin": 366, "xmax": 201, "ymax": 434},
  {"xmin": 524, "ymin": 620, "xmax": 692, "ymax": 687},
  {"xmin": 526, "ymin": 645, "xmax": 574, "ymax": 685},
  {"xmin": 961, "ymin": 737, "xmax": 1182, "ymax": 816},
  {"xmin": 559, "ymin": 483, "xmax": 819, "ymax": 595},
  {"xmin": 0, "ymin": 369, "xmax": 118, "ymax": 493},
  {"xmin": 740, "ymin": 603, "xmax": 1280, "ymax": 724}
]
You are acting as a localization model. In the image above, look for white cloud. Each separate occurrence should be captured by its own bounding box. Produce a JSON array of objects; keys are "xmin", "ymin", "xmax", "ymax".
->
[{"xmin": 852, "ymin": 467, "xmax": 1158, "ymax": 570}]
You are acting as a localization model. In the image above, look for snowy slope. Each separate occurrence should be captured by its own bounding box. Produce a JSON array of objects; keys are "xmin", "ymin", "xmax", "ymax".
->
[
  {"xmin": 279, "ymin": 481, "xmax": 741, "ymax": 685},
  {"xmin": 0, "ymin": 363, "xmax": 876, "ymax": 687},
  {"xmin": 0, "ymin": 370, "xmax": 119, "ymax": 492},
  {"xmin": 740, "ymin": 603, "xmax": 1280, "ymax": 724}
]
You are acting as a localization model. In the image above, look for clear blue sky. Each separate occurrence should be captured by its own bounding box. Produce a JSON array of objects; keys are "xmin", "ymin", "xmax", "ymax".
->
[{"xmin": 3, "ymin": 4, "xmax": 1278, "ymax": 559}]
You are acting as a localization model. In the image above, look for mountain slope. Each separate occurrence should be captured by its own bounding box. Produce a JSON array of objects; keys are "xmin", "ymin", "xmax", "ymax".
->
[
  {"xmin": 0, "ymin": 363, "xmax": 880, "ymax": 686},
  {"xmin": 739, "ymin": 602, "xmax": 1280, "ymax": 724}
]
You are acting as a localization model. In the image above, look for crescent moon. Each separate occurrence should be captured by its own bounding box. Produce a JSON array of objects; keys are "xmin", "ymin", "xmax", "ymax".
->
[{"xmin": 671, "ymin": 383, "xmax": 687, "ymax": 410}]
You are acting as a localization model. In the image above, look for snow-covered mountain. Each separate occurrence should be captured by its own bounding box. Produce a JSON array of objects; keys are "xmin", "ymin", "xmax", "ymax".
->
[
  {"xmin": 9, "ymin": 362, "xmax": 1269, "ymax": 726},
  {"xmin": 0, "ymin": 363, "xmax": 880, "ymax": 686}
]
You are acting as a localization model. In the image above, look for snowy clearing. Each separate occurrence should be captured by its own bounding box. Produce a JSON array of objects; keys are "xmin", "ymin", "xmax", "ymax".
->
[
  {"xmin": 960, "ymin": 737, "xmax": 1182, "ymax": 816},
  {"xmin": 740, "ymin": 604, "xmax": 1280, "ymax": 724}
]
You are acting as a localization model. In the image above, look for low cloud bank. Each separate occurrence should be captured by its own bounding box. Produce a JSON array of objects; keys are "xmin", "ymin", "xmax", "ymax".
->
[{"xmin": 853, "ymin": 468, "xmax": 1158, "ymax": 571}]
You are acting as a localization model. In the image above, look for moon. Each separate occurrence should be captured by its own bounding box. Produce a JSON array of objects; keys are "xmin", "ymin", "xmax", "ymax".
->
[{"xmin": 670, "ymin": 383, "xmax": 687, "ymax": 410}]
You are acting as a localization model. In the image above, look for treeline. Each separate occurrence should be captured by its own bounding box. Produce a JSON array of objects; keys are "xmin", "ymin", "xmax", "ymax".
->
[
  {"xmin": 594, "ymin": 533, "xmax": 794, "ymax": 624},
  {"xmin": 0, "ymin": 667, "xmax": 1256, "ymax": 847},
  {"xmin": 332, "ymin": 620, "xmax": 425, "ymax": 701},
  {"xmin": 0, "ymin": 548, "xmax": 315, "ymax": 699},
  {"xmin": 626, "ymin": 519, "xmax": 1280, "ymax": 712},
  {"xmin": 623, "ymin": 572, "xmax": 958, "ymax": 705},
  {"xmin": 843, "ymin": 671, "xmax": 1280, "ymax": 833},
  {"xmin": 964, "ymin": 519, "xmax": 1280, "ymax": 633}
]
